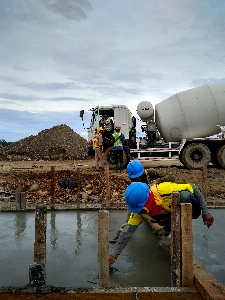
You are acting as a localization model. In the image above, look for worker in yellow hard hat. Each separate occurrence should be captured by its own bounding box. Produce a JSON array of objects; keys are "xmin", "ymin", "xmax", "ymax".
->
[{"xmin": 93, "ymin": 127, "xmax": 105, "ymax": 172}]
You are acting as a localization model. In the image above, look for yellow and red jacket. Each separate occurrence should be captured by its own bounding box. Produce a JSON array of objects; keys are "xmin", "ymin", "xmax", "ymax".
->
[
  {"xmin": 93, "ymin": 133, "xmax": 100, "ymax": 149},
  {"xmin": 127, "ymin": 182, "xmax": 194, "ymax": 226}
]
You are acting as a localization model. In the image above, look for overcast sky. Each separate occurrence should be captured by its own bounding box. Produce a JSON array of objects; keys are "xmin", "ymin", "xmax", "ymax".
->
[{"xmin": 1, "ymin": 0, "xmax": 225, "ymax": 142}]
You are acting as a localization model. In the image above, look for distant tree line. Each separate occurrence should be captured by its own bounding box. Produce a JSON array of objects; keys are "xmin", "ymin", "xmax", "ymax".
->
[{"xmin": 0, "ymin": 139, "xmax": 13, "ymax": 147}]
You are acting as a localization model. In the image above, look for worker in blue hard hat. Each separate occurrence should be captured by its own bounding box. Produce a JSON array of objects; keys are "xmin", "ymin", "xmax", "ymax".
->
[
  {"xmin": 109, "ymin": 181, "xmax": 214, "ymax": 266},
  {"xmin": 109, "ymin": 160, "xmax": 176, "ymax": 242},
  {"xmin": 127, "ymin": 160, "xmax": 175, "ymax": 184}
]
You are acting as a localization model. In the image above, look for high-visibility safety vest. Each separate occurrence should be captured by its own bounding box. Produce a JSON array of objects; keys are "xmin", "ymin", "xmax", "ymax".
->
[
  {"xmin": 127, "ymin": 182, "xmax": 194, "ymax": 225},
  {"xmin": 93, "ymin": 133, "xmax": 100, "ymax": 149},
  {"xmin": 151, "ymin": 182, "xmax": 194, "ymax": 213},
  {"xmin": 112, "ymin": 132, "xmax": 123, "ymax": 147}
]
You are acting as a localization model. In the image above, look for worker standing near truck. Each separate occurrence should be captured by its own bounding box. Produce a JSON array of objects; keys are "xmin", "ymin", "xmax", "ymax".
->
[
  {"xmin": 109, "ymin": 181, "xmax": 214, "ymax": 266},
  {"xmin": 100, "ymin": 113, "xmax": 113, "ymax": 152},
  {"xmin": 112, "ymin": 125, "xmax": 125, "ymax": 173},
  {"xmin": 93, "ymin": 127, "xmax": 105, "ymax": 172}
]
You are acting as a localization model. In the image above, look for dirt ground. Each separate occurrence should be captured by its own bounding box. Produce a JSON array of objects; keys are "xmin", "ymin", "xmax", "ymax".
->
[{"xmin": 0, "ymin": 159, "xmax": 225, "ymax": 208}]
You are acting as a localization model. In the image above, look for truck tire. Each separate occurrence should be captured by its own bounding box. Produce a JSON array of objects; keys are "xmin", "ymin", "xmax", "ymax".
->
[
  {"xmin": 216, "ymin": 145, "xmax": 225, "ymax": 168},
  {"xmin": 182, "ymin": 143, "xmax": 211, "ymax": 169},
  {"xmin": 104, "ymin": 146, "xmax": 129, "ymax": 168}
]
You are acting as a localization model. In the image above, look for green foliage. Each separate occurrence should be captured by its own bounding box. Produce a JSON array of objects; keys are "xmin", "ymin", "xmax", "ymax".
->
[{"xmin": 0, "ymin": 139, "xmax": 13, "ymax": 147}]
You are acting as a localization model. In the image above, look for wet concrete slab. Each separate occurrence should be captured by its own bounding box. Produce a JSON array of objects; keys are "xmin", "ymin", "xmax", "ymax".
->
[
  {"xmin": 192, "ymin": 208, "xmax": 225, "ymax": 286},
  {"xmin": 0, "ymin": 209, "xmax": 224, "ymax": 288}
]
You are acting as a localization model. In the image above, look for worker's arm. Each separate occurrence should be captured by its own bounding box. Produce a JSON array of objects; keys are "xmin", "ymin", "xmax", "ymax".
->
[
  {"xmin": 109, "ymin": 212, "xmax": 143, "ymax": 265},
  {"xmin": 109, "ymin": 225, "xmax": 138, "ymax": 265},
  {"xmin": 156, "ymin": 175, "xmax": 176, "ymax": 184},
  {"xmin": 192, "ymin": 184, "xmax": 214, "ymax": 227},
  {"xmin": 146, "ymin": 169, "xmax": 175, "ymax": 183}
]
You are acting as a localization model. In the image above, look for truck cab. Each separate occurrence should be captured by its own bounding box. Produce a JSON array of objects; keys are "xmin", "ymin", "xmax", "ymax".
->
[{"xmin": 83, "ymin": 105, "xmax": 137, "ymax": 166}]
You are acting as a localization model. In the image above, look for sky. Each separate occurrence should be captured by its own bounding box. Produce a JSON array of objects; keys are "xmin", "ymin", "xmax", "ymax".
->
[{"xmin": 1, "ymin": 0, "xmax": 225, "ymax": 142}]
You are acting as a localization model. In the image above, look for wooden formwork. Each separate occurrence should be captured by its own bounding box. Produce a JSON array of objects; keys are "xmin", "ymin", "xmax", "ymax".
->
[{"xmin": 0, "ymin": 166, "xmax": 225, "ymax": 299}]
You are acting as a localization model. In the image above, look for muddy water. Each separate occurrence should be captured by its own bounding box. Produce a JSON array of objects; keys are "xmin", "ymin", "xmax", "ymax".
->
[{"xmin": 0, "ymin": 209, "xmax": 224, "ymax": 287}]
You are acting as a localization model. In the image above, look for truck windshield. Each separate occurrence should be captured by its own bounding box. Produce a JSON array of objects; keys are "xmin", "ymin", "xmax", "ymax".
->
[{"xmin": 90, "ymin": 113, "xmax": 103, "ymax": 126}]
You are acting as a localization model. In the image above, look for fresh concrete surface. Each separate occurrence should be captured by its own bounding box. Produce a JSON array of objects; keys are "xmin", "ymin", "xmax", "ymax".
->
[
  {"xmin": 193, "ymin": 208, "xmax": 225, "ymax": 286},
  {"xmin": 0, "ymin": 209, "xmax": 224, "ymax": 288}
]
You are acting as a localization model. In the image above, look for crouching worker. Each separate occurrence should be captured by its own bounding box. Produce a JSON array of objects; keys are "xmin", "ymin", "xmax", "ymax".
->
[
  {"xmin": 109, "ymin": 160, "xmax": 176, "ymax": 242},
  {"xmin": 109, "ymin": 181, "xmax": 214, "ymax": 266}
]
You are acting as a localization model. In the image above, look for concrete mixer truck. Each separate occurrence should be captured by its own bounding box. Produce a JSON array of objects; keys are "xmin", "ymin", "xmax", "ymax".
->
[{"xmin": 80, "ymin": 84, "xmax": 225, "ymax": 169}]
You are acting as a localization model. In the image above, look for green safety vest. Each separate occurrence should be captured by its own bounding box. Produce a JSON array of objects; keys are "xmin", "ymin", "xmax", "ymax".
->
[{"xmin": 112, "ymin": 132, "xmax": 123, "ymax": 147}]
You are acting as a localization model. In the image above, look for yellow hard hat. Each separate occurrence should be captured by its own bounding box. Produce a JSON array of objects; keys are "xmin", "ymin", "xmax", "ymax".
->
[{"xmin": 98, "ymin": 127, "xmax": 104, "ymax": 132}]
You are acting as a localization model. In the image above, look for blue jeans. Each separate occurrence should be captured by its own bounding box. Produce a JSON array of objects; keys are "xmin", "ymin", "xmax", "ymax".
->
[{"xmin": 180, "ymin": 191, "xmax": 201, "ymax": 219}]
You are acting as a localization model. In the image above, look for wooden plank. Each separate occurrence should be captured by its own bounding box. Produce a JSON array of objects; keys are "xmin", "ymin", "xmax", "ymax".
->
[
  {"xmin": 98, "ymin": 210, "xmax": 109, "ymax": 288},
  {"xmin": 105, "ymin": 165, "xmax": 110, "ymax": 206},
  {"xmin": 50, "ymin": 166, "xmax": 55, "ymax": 209},
  {"xmin": 171, "ymin": 192, "xmax": 181, "ymax": 287},
  {"xmin": 181, "ymin": 203, "xmax": 194, "ymax": 287},
  {"xmin": 202, "ymin": 166, "xmax": 207, "ymax": 200}
]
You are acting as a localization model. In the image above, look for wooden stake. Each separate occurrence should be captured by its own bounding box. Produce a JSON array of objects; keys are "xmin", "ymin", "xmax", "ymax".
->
[
  {"xmin": 105, "ymin": 165, "xmax": 110, "ymax": 206},
  {"xmin": 31, "ymin": 205, "xmax": 47, "ymax": 285},
  {"xmin": 202, "ymin": 166, "xmax": 207, "ymax": 200},
  {"xmin": 77, "ymin": 168, "xmax": 81, "ymax": 208},
  {"xmin": 181, "ymin": 203, "xmax": 194, "ymax": 287},
  {"xmin": 50, "ymin": 166, "xmax": 55, "ymax": 209},
  {"xmin": 15, "ymin": 185, "xmax": 21, "ymax": 210},
  {"xmin": 171, "ymin": 192, "xmax": 181, "ymax": 287},
  {"xmin": 20, "ymin": 192, "xmax": 26, "ymax": 210},
  {"xmin": 98, "ymin": 210, "xmax": 109, "ymax": 287}
]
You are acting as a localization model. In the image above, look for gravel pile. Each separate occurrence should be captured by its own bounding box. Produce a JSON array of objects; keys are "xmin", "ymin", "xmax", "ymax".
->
[{"xmin": 0, "ymin": 124, "xmax": 88, "ymax": 161}]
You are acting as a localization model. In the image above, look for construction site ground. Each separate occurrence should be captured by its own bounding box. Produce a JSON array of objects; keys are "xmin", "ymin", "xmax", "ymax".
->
[
  {"xmin": 0, "ymin": 159, "xmax": 225, "ymax": 209},
  {"xmin": 1, "ymin": 159, "xmax": 225, "ymax": 299}
]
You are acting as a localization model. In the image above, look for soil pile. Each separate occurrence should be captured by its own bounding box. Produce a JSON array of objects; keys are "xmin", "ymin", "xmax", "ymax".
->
[{"xmin": 0, "ymin": 125, "xmax": 88, "ymax": 161}]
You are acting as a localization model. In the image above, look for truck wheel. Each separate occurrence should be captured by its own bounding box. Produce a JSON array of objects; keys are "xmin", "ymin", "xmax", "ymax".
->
[
  {"xmin": 179, "ymin": 151, "xmax": 185, "ymax": 166},
  {"xmin": 216, "ymin": 145, "xmax": 225, "ymax": 168},
  {"xmin": 182, "ymin": 143, "xmax": 211, "ymax": 169},
  {"xmin": 104, "ymin": 147, "xmax": 128, "ymax": 168}
]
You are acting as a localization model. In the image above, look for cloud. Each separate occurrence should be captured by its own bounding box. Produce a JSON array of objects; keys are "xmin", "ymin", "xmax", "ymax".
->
[
  {"xmin": 1, "ymin": 0, "xmax": 225, "ymax": 142},
  {"xmin": 17, "ymin": 82, "xmax": 82, "ymax": 92},
  {"xmin": 191, "ymin": 78, "xmax": 225, "ymax": 87},
  {"xmin": 43, "ymin": 0, "xmax": 92, "ymax": 20},
  {"xmin": 0, "ymin": 93, "xmax": 36, "ymax": 101}
]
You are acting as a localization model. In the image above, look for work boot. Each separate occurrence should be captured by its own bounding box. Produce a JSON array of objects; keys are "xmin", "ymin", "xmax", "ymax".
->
[
  {"xmin": 119, "ymin": 163, "xmax": 123, "ymax": 173},
  {"xmin": 114, "ymin": 164, "xmax": 119, "ymax": 173}
]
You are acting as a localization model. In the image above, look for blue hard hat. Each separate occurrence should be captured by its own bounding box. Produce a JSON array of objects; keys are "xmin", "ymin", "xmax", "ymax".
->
[
  {"xmin": 125, "ymin": 182, "xmax": 150, "ymax": 213},
  {"xmin": 127, "ymin": 160, "xmax": 144, "ymax": 178}
]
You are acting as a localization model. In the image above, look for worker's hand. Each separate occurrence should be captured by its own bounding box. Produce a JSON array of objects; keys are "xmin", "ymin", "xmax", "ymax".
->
[
  {"xmin": 203, "ymin": 213, "xmax": 214, "ymax": 228},
  {"xmin": 109, "ymin": 255, "xmax": 116, "ymax": 266}
]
